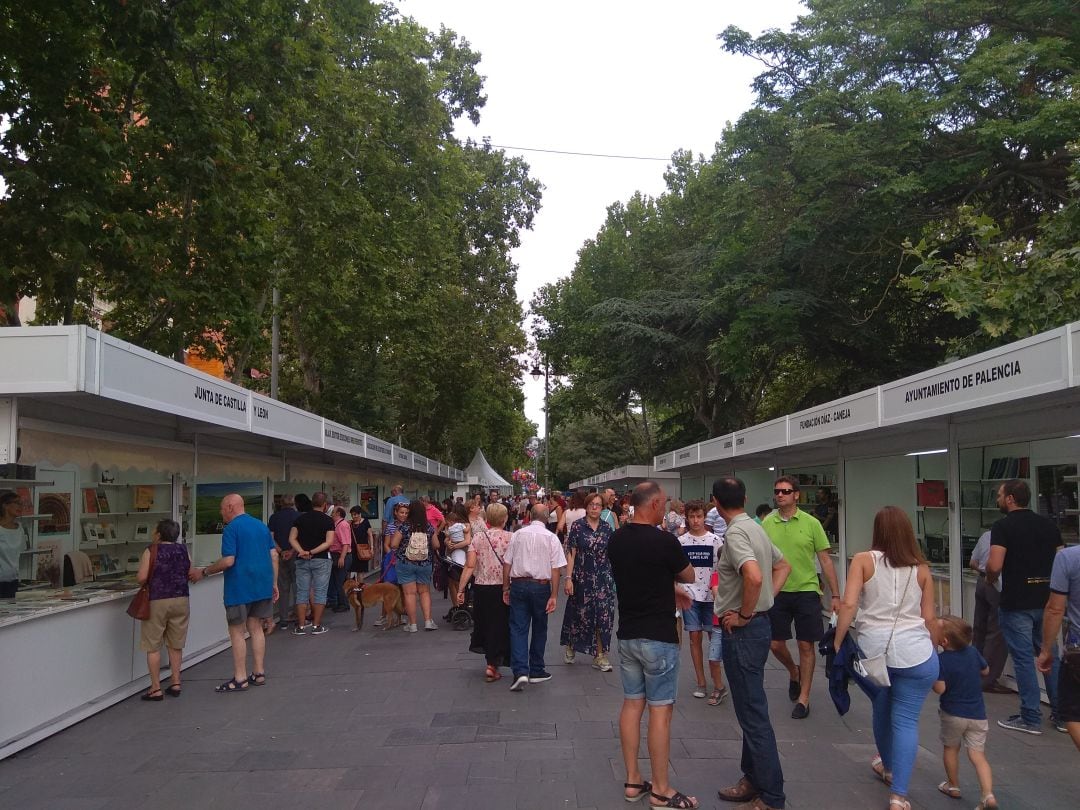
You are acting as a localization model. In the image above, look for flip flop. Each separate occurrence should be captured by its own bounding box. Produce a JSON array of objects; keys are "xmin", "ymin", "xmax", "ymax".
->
[
  {"xmin": 165, "ymin": 685, "xmax": 182, "ymax": 697},
  {"xmin": 140, "ymin": 689, "xmax": 164, "ymax": 702},
  {"xmin": 937, "ymin": 781, "xmax": 961, "ymax": 799},
  {"xmin": 215, "ymin": 677, "xmax": 249, "ymax": 693},
  {"xmin": 623, "ymin": 780, "xmax": 652, "ymax": 803}
]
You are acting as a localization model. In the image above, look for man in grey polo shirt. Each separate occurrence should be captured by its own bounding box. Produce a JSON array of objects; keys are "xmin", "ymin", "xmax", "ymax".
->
[{"xmin": 713, "ymin": 477, "xmax": 791, "ymax": 810}]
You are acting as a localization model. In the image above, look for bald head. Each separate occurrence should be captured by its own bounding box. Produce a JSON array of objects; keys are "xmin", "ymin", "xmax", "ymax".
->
[
  {"xmin": 530, "ymin": 504, "xmax": 550, "ymax": 524},
  {"xmin": 220, "ymin": 494, "xmax": 245, "ymax": 523}
]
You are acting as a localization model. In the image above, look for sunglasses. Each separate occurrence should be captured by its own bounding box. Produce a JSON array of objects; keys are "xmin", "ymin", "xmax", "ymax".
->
[{"xmin": 773, "ymin": 488, "xmax": 796, "ymax": 496}]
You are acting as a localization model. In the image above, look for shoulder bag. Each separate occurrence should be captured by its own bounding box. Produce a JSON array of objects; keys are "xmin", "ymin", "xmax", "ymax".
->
[
  {"xmin": 126, "ymin": 543, "xmax": 158, "ymax": 621},
  {"xmin": 853, "ymin": 564, "xmax": 914, "ymax": 688}
]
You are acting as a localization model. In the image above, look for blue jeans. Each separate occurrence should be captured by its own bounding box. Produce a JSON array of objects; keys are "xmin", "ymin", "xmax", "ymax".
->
[
  {"xmin": 871, "ymin": 653, "xmax": 939, "ymax": 797},
  {"xmin": 722, "ymin": 614, "xmax": 784, "ymax": 808},
  {"xmin": 999, "ymin": 607, "xmax": 1060, "ymax": 724},
  {"xmin": 509, "ymin": 580, "xmax": 551, "ymax": 677}
]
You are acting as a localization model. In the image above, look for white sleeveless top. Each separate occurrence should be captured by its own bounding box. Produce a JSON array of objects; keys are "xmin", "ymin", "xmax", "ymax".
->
[{"xmin": 854, "ymin": 551, "xmax": 933, "ymax": 669}]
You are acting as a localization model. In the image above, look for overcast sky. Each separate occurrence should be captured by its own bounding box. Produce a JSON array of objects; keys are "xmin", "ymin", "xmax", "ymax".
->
[{"xmin": 401, "ymin": 1, "xmax": 806, "ymax": 439}]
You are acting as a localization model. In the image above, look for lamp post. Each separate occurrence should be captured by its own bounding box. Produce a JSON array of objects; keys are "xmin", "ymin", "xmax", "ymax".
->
[{"xmin": 529, "ymin": 358, "xmax": 549, "ymax": 494}]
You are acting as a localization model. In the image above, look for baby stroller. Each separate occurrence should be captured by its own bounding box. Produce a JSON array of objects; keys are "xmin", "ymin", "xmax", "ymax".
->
[{"xmin": 441, "ymin": 551, "xmax": 474, "ymax": 631}]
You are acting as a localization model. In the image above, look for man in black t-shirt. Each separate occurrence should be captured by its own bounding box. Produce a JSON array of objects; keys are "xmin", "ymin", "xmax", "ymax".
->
[
  {"xmin": 607, "ymin": 481, "xmax": 695, "ymax": 807},
  {"xmin": 287, "ymin": 491, "xmax": 336, "ymax": 635},
  {"xmin": 986, "ymin": 479, "xmax": 1063, "ymax": 734}
]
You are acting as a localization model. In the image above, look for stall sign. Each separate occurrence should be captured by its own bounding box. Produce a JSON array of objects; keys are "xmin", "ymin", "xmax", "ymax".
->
[
  {"xmin": 700, "ymin": 435, "xmax": 734, "ymax": 463},
  {"xmin": 673, "ymin": 445, "xmax": 700, "ymax": 468},
  {"xmin": 365, "ymin": 436, "xmax": 393, "ymax": 464},
  {"xmin": 0, "ymin": 326, "xmax": 81, "ymax": 393},
  {"xmin": 881, "ymin": 327, "xmax": 1068, "ymax": 426},
  {"xmin": 654, "ymin": 452, "xmax": 673, "ymax": 471},
  {"xmin": 392, "ymin": 446, "xmax": 413, "ymax": 468},
  {"xmin": 1070, "ymin": 322, "xmax": 1080, "ymax": 387},
  {"xmin": 788, "ymin": 389, "xmax": 880, "ymax": 445},
  {"xmin": 99, "ymin": 334, "xmax": 249, "ymax": 429},
  {"xmin": 734, "ymin": 417, "xmax": 787, "ymax": 457},
  {"xmin": 251, "ymin": 393, "xmax": 322, "ymax": 447},
  {"xmin": 412, "ymin": 454, "xmax": 429, "ymax": 472},
  {"xmin": 322, "ymin": 419, "xmax": 365, "ymax": 458}
]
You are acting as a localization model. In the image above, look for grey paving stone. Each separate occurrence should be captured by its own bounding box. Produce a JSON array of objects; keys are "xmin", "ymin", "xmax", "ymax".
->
[
  {"xmin": 555, "ymin": 720, "xmax": 616, "ymax": 739},
  {"xmin": 504, "ymin": 739, "xmax": 575, "ymax": 760},
  {"xmin": 430, "ymin": 710, "xmax": 499, "ymax": 727},
  {"xmin": 475, "ymin": 722, "xmax": 556, "ymax": 742},
  {"xmin": 383, "ymin": 725, "xmax": 477, "ymax": 746}
]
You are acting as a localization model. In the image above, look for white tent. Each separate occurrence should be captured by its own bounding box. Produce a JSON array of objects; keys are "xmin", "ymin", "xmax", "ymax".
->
[{"xmin": 456, "ymin": 448, "xmax": 513, "ymax": 495}]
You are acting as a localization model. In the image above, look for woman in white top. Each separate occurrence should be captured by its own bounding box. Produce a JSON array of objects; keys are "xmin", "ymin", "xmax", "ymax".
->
[
  {"xmin": 557, "ymin": 488, "xmax": 588, "ymax": 543},
  {"xmin": 834, "ymin": 506, "xmax": 940, "ymax": 810},
  {"xmin": 0, "ymin": 489, "xmax": 29, "ymax": 599}
]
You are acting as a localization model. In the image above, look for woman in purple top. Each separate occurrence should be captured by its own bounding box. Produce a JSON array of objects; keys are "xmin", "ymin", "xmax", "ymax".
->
[{"xmin": 136, "ymin": 519, "xmax": 191, "ymax": 701}]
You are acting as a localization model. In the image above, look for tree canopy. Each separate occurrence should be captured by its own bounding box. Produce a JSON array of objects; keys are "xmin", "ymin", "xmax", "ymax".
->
[
  {"xmin": 0, "ymin": 0, "xmax": 540, "ymax": 474},
  {"xmin": 533, "ymin": 0, "xmax": 1080, "ymax": 462}
]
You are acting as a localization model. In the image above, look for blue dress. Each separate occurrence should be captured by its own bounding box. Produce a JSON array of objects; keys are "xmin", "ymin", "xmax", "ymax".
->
[{"xmin": 559, "ymin": 517, "xmax": 615, "ymax": 656}]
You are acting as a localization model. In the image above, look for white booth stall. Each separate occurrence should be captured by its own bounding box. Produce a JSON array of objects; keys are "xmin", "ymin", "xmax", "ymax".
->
[
  {"xmin": 0, "ymin": 326, "xmax": 462, "ymax": 759},
  {"xmin": 570, "ymin": 464, "xmax": 682, "ymax": 499},
  {"xmin": 654, "ymin": 323, "xmax": 1080, "ymax": 651}
]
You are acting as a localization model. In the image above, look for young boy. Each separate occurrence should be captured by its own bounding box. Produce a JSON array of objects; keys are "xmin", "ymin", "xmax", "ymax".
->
[
  {"xmin": 676, "ymin": 500, "xmax": 725, "ymax": 701},
  {"xmin": 933, "ymin": 615, "xmax": 997, "ymax": 810}
]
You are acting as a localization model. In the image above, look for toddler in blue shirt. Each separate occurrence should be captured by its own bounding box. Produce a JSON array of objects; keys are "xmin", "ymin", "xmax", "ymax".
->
[{"xmin": 933, "ymin": 615, "xmax": 997, "ymax": 809}]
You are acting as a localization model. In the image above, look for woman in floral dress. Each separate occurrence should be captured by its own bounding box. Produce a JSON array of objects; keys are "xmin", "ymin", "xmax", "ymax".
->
[{"xmin": 560, "ymin": 492, "xmax": 616, "ymax": 671}]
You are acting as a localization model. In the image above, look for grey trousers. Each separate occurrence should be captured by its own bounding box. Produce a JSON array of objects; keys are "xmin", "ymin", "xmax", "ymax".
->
[
  {"xmin": 973, "ymin": 575, "xmax": 1008, "ymax": 687},
  {"xmin": 275, "ymin": 555, "xmax": 297, "ymax": 623}
]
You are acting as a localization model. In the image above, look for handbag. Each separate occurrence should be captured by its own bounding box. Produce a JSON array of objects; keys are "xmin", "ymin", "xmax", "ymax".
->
[
  {"xmin": 853, "ymin": 565, "xmax": 913, "ymax": 689},
  {"xmin": 126, "ymin": 543, "xmax": 158, "ymax": 621}
]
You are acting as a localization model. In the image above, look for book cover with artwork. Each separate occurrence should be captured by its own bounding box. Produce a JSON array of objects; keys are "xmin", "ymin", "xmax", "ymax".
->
[
  {"xmin": 95, "ymin": 489, "xmax": 111, "ymax": 514},
  {"xmin": 82, "ymin": 488, "xmax": 98, "ymax": 514},
  {"xmin": 133, "ymin": 486, "xmax": 155, "ymax": 511}
]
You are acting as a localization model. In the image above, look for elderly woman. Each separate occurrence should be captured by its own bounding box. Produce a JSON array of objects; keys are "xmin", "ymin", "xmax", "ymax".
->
[
  {"xmin": 457, "ymin": 502, "xmax": 512, "ymax": 681},
  {"xmin": 834, "ymin": 506, "xmax": 939, "ymax": 810},
  {"xmin": 391, "ymin": 500, "xmax": 440, "ymax": 632},
  {"xmin": 560, "ymin": 492, "xmax": 616, "ymax": 670},
  {"xmin": 136, "ymin": 519, "xmax": 191, "ymax": 700}
]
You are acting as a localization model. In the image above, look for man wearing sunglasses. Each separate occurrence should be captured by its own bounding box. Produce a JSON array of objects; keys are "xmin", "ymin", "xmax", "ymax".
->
[{"xmin": 760, "ymin": 476, "xmax": 840, "ymax": 720}]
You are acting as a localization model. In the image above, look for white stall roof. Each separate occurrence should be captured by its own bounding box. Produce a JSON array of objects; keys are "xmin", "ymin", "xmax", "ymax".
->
[
  {"xmin": 569, "ymin": 464, "xmax": 679, "ymax": 490},
  {"xmin": 654, "ymin": 321, "xmax": 1080, "ymax": 472},
  {"xmin": 460, "ymin": 449, "xmax": 512, "ymax": 489},
  {"xmin": 0, "ymin": 326, "xmax": 458, "ymax": 480}
]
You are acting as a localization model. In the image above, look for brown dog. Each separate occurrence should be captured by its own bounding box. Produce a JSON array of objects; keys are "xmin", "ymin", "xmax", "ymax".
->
[{"xmin": 344, "ymin": 579, "xmax": 405, "ymax": 631}]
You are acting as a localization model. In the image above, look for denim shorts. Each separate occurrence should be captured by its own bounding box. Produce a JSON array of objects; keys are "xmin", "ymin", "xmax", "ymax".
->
[
  {"xmin": 396, "ymin": 559, "xmax": 433, "ymax": 586},
  {"xmin": 295, "ymin": 557, "xmax": 332, "ymax": 605},
  {"xmin": 618, "ymin": 638, "xmax": 681, "ymax": 706},
  {"xmin": 708, "ymin": 627, "xmax": 723, "ymax": 662},
  {"xmin": 682, "ymin": 600, "xmax": 715, "ymax": 633}
]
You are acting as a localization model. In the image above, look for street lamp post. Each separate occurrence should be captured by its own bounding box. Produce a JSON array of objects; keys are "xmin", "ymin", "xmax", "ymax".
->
[{"xmin": 530, "ymin": 358, "xmax": 550, "ymax": 493}]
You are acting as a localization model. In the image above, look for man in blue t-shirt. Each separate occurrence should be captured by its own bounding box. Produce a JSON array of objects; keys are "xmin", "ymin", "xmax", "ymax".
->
[
  {"xmin": 383, "ymin": 484, "xmax": 409, "ymax": 524},
  {"xmin": 190, "ymin": 494, "xmax": 278, "ymax": 693},
  {"xmin": 1039, "ymin": 544, "xmax": 1080, "ymax": 748}
]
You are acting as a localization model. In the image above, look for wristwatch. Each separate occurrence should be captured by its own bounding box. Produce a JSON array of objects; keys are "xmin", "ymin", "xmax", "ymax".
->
[{"xmin": 202, "ymin": 567, "xmax": 209, "ymax": 578}]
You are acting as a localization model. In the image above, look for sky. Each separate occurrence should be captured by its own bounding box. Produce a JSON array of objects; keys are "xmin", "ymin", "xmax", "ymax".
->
[{"xmin": 403, "ymin": 1, "xmax": 807, "ymax": 438}]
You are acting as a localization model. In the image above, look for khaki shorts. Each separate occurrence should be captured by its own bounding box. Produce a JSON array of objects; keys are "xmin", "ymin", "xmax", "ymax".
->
[
  {"xmin": 140, "ymin": 597, "xmax": 190, "ymax": 652},
  {"xmin": 939, "ymin": 710, "xmax": 988, "ymax": 750}
]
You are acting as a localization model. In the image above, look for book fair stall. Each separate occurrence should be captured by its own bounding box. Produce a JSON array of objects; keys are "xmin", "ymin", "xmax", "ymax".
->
[{"xmin": 0, "ymin": 326, "xmax": 461, "ymax": 758}]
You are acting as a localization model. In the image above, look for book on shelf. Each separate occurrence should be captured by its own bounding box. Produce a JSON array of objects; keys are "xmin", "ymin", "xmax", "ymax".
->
[
  {"xmin": 132, "ymin": 485, "xmax": 155, "ymax": 511},
  {"xmin": 82, "ymin": 488, "xmax": 98, "ymax": 514},
  {"xmin": 917, "ymin": 480, "xmax": 947, "ymax": 507},
  {"xmin": 95, "ymin": 489, "xmax": 111, "ymax": 514}
]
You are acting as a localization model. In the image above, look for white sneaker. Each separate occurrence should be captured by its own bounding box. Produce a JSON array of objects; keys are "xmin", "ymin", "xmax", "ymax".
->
[
  {"xmin": 510, "ymin": 674, "xmax": 529, "ymax": 692},
  {"xmin": 424, "ymin": 620, "xmax": 438, "ymax": 631},
  {"xmin": 403, "ymin": 623, "xmax": 418, "ymax": 633},
  {"xmin": 373, "ymin": 617, "xmax": 386, "ymax": 627}
]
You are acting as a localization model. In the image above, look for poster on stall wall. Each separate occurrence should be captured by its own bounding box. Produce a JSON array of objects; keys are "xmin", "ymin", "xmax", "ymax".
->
[
  {"xmin": 331, "ymin": 487, "xmax": 351, "ymax": 509},
  {"xmin": 132, "ymin": 486, "xmax": 155, "ymax": 511},
  {"xmin": 358, "ymin": 486, "xmax": 379, "ymax": 519},
  {"xmin": 195, "ymin": 481, "xmax": 263, "ymax": 534},
  {"xmin": 38, "ymin": 492, "xmax": 72, "ymax": 535}
]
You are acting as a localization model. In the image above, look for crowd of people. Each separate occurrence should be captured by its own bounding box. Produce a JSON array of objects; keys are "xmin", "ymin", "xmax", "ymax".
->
[{"xmin": 126, "ymin": 474, "xmax": 1080, "ymax": 809}]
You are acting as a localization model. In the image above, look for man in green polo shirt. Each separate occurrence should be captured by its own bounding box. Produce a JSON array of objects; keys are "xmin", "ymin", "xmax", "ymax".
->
[{"xmin": 761, "ymin": 475, "xmax": 840, "ymax": 719}]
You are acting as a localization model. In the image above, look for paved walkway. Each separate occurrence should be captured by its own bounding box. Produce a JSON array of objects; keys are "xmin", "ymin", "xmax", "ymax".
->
[{"xmin": 1, "ymin": 596, "xmax": 1075, "ymax": 809}]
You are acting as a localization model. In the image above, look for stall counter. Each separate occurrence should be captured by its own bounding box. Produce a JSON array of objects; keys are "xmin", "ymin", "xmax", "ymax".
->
[{"xmin": 0, "ymin": 573, "xmax": 229, "ymax": 760}]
